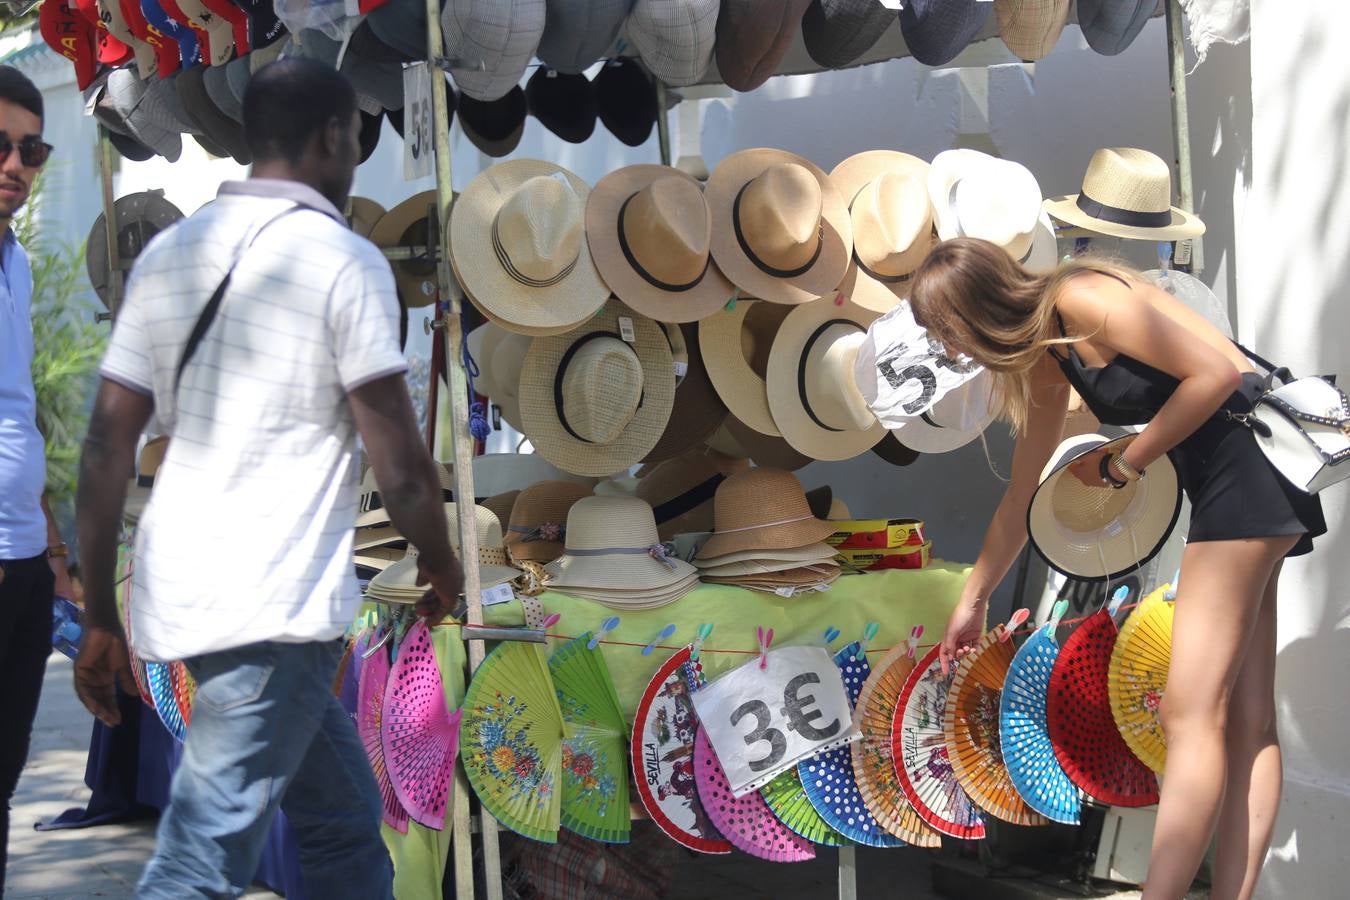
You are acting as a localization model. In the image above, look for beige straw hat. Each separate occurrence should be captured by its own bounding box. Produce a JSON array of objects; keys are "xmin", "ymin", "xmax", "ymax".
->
[
  {"xmin": 450, "ymin": 159, "xmax": 609, "ymax": 334},
  {"xmin": 518, "ymin": 301, "xmax": 677, "ymax": 477},
  {"xmin": 1027, "ymin": 434, "xmax": 1182, "ymax": 583},
  {"xmin": 830, "ymin": 151, "xmax": 935, "ymax": 315},
  {"xmin": 354, "ymin": 525, "xmax": 404, "ymax": 552},
  {"xmin": 354, "ymin": 546, "xmax": 404, "ymax": 573},
  {"xmin": 706, "ymin": 148, "xmax": 853, "ymax": 306},
  {"xmin": 544, "ymin": 496, "xmax": 698, "ymax": 597},
  {"xmin": 367, "ymin": 504, "xmax": 520, "ymax": 603},
  {"xmin": 635, "ymin": 447, "xmax": 750, "ymax": 540},
  {"xmin": 504, "ymin": 480, "xmax": 593, "ymax": 563},
  {"xmin": 345, "ymin": 196, "xmax": 386, "ymax": 239},
  {"xmin": 996, "ymin": 0, "xmax": 1071, "ymax": 61},
  {"xmin": 466, "ymin": 321, "xmax": 530, "ymax": 432},
  {"xmin": 586, "ymin": 164, "xmax": 735, "ymax": 324},
  {"xmin": 370, "ymin": 190, "xmax": 443, "ymax": 307},
  {"xmin": 695, "ymin": 468, "xmax": 837, "ymax": 560},
  {"xmin": 929, "ymin": 150, "xmax": 1051, "ymax": 266},
  {"xmin": 693, "ymin": 540, "xmax": 838, "ymax": 569},
  {"xmin": 698, "ymin": 554, "xmax": 838, "ymax": 578},
  {"xmin": 123, "ymin": 436, "xmax": 169, "ymax": 524},
  {"xmin": 1044, "ymin": 148, "xmax": 1206, "ymax": 241},
  {"xmin": 699, "ymin": 299, "xmax": 794, "ymax": 435},
  {"xmin": 708, "ymin": 416, "xmax": 815, "ymax": 471},
  {"xmin": 355, "ymin": 463, "xmax": 456, "ymax": 529},
  {"xmin": 543, "ymin": 575, "xmax": 702, "ymax": 611},
  {"xmin": 480, "ymin": 491, "xmax": 521, "ymax": 532},
  {"xmin": 766, "ymin": 296, "xmax": 885, "ymax": 461}
]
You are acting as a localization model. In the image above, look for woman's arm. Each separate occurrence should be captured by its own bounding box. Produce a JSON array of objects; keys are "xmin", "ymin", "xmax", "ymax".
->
[{"xmin": 940, "ymin": 354, "xmax": 1070, "ymax": 672}]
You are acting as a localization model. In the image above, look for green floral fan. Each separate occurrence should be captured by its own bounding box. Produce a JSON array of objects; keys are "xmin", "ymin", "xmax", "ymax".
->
[
  {"xmin": 549, "ymin": 634, "xmax": 632, "ymax": 843},
  {"xmin": 461, "ymin": 640, "xmax": 564, "ymax": 843},
  {"xmin": 761, "ymin": 768, "xmax": 848, "ymax": 847}
]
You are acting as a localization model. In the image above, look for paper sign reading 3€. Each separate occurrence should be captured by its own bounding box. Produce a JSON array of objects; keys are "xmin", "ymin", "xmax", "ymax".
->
[{"xmin": 691, "ymin": 646, "xmax": 859, "ymax": 797}]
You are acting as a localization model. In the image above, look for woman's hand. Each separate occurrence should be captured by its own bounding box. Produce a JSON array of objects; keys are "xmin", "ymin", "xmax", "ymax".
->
[
  {"xmin": 940, "ymin": 597, "xmax": 988, "ymax": 676},
  {"xmin": 1067, "ymin": 446, "xmax": 1116, "ymax": 488}
]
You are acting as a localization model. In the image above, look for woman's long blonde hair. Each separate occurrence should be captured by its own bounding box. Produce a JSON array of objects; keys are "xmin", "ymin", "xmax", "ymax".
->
[{"xmin": 908, "ymin": 237, "xmax": 1139, "ymax": 434}]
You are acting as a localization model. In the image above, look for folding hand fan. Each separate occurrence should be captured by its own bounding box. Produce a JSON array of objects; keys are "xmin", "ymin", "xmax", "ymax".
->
[
  {"xmin": 1047, "ymin": 608, "xmax": 1160, "ymax": 807},
  {"xmin": 630, "ymin": 645, "xmax": 732, "ymax": 854},
  {"xmin": 761, "ymin": 768, "xmax": 847, "ymax": 847},
  {"xmin": 118, "ymin": 552, "xmax": 153, "ymax": 708},
  {"xmin": 942, "ymin": 612, "xmax": 1050, "ymax": 827},
  {"xmin": 800, "ymin": 642, "xmax": 904, "ymax": 847},
  {"xmin": 461, "ymin": 638, "xmax": 564, "ymax": 843},
  {"xmin": 333, "ymin": 635, "xmax": 356, "ymax": 698},
  {"xmin": 694, "ymin": 726, "xmax": 815, "ymax": 862},
  {"xmin": 1109, "ymin": 584, "xmax": 1174, "ymax": 774},
  {"xmin": 891, "ymin": 645, "xmax": 986, "ymax": 840},
  {"xmin": 170, "ymin": 661, "xmax": 196, "ymax": 729},
  {"xmin": 358, "ymin": 637, "xmax": 410, "ymax": 833},
  {"xmin": 381, "ymin": 620, "xmax": 463, "ymax": 832},
  {"xmin": 1000, "ymin": 604, "xmax": 1082, "ymax": 825},
  {"xmin": 852, "ymin": 633, "xmax": 942, "ymax": 848},
  {"xmin": 549, "ymin": 634, "xmax": 631, "ymax": 843},
  {"xmin": 146, "ymin": 661, "xmax": 186, "ymax": 743}
]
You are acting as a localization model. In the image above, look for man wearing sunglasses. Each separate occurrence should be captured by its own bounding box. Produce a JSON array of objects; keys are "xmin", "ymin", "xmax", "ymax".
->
[{"xmin": 0, "ymin": 65, "xmax": 65, "ymax": 896}]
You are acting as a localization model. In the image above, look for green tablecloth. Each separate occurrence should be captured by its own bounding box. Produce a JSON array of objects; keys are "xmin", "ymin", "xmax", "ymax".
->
[{"xmin": 480, "ymin": 562, "xmax": 971, "ymax": 721}]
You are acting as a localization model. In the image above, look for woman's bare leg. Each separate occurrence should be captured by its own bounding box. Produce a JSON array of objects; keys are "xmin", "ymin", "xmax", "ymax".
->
[
  {"xmin": 1210, "ymin": 561, "xmax": 1285, "ymax": 900},
  {"xmin": 1141, "ymin": 537, "xmax": 1297, "ymax": 900}
]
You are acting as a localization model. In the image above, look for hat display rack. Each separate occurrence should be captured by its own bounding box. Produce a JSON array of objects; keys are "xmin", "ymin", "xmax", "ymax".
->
[{"xmin": 80, "ymin": 2, "xmax": 1206, "ymax": 898}]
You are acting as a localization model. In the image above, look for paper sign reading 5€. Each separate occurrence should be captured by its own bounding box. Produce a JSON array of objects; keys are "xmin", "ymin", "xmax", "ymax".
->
[{"xmin": 691, "ymin": 645, "xmax": 858, "ymax": 797}]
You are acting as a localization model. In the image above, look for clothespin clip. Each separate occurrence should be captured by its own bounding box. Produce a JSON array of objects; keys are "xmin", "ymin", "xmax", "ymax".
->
[
  {"xmin": 643, "ymin": 623, "xmax": 677, "ymax": 657},
  {"xmin": 1046, "ymin": 600, "xmax": 1070, "ymax": 634},
  {"xmin": 855, "ymin": 622, "xmax": 880, "ymax": 660},
  {"xmin": 833, "ymin": 291, "xmax": 846, "ymax": 307},
  {"xmin": 906, "ymin": 625, "xmax": 924, "ymax": 658},
  {"xmin": 587, "ymin": 616, "xmax": 620, "ymax": 650},
  {"xmin": 756, "ymin": 626, "xmax": 774, "ymax": 670},
  {"xmin": 999, "ymin": 608, "xmax": 1031, "ymax": 642},
  {"xmin": 690, "ymin": 623, "xmax": 714, "ymax": 662},
  {"xmin": 725, "ymin": 289, "xmax": 739, "ymax": 312},
  {"xmin": 1108, "ymin": 585, "xmax": 1130, "ymax": 617},
  {"xmin": 1164, "ymin": 568, "xmax": 1181, "ymax": 601},
  {"xmin": 821, "ymin": 626, "xmax": 841, "ymax": 647}
]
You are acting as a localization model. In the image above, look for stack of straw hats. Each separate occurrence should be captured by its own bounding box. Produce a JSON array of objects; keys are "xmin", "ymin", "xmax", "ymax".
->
[
  {"xmin": 503, "ymin": 480, "xmax": 593, "ymax": 565},
  {"xmin": 693, "ymin": 468, "xmax": 840, "ymax": 596},
  {"xmin": 366, "ymin": 504, "xmax": 519, "ymax": 604},
  {"xmin": 544, "ymin": 496, "xmax": 699, "ymax": 609}
]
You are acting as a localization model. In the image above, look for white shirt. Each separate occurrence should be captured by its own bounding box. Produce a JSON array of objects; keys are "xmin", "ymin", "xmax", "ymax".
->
[
  {"xmin": 0, "ymin": 229, "xmax": 46, "ymax": 560},
  {"xmin": 100, "ymin": 180, "xmax": 406, "ymax": 662}
]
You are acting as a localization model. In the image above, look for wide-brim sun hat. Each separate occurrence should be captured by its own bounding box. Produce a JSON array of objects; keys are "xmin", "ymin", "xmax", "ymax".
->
[
  {"xmin": 1044, "ymin": 148, "xmax": 1206, "ymax": 241},
  {"xmin": 587, "ymin": 164, "xmax": 735, "ymax": 325},
  {"xmin": 707, "ymin": 148, "xmax": 853, "ymax": 306},
  {"xmin": 87, "ymin": 190, "xmax": 184, "ymax": 311},
  {"xmin": 689, "ymin": 539, "xmax": 835, "ymax": 569},
  {"xmin": 367, "ymin": 505, "xmax": 521, "ymax": 602},
  {"xmin": 643, "ymin": 322, "xmax": 730, "ymax": 463},
  {"xmin": 699, "ymin": 299, "xmax": 794, "ymax": 436},
  {"xmin": 440, "ymin": 0, "xmax": 545, "ymax": 102},
  {"xmin": 1027, "ymin": 434, "xmax": 1182, "ymax": 582},
  {"xmin": 766, "ymin": 296, "xmax": 885, "ymax": 461},
  {"xmin": 627, "ymin": 0, "xmax": 720, "ymax": 87},
  {"xmin": 345, "ymin": 197, "xmax": 386, "ymax": 239},
  {"xmin": 715, "ymin": 416, "xmax": 814, "ymax": 471},
  {"xmin": 355, "ymin": 466, "xmax": 457, "ymax": 529},
  {"xmin": 518, "ymin": 300, "xmax": 677, "ymax": 477},
  {"xmin": 544, "ymin": 495, "xmax": 698, "ymax": 593},
  {"xmin": 504, "ymin": 480, "xmax": 593, "ymax": 563},
  {"xmin": 830, "ymin": 150, "xmax": 934, "ymax": 315},
  {"xmin": 995, "ymin": 0, "xmax": 1071, "ymax": 62},
  {"xmin": 713, "ymin": 0, "xmax": 811, "ymax": 93},
  {"xmin": 930, "ymin": 149, "xmax": 1047, "ymax": 265},
  {"xmin": 451, "ymin": 159, "xmax": 610, "ymax": 335},
  {"xmin": 695, "ymin": 467, "xmax": 837, "ymax": 561},
  {"xmin": 888, "ymin": 371, "xmax": 998, "ymax": 454},
  {"xmin": 800, "ymin": 0, "xmax": 894, "ymax": 69},
  {"xmin": 370, "ymin": 190, "xmax": 443, "ymax": 307}
]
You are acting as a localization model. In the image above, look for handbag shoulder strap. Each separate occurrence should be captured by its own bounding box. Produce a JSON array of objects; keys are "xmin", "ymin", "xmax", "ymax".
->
[
  {"xmin": 172, "ymin": 204, "xmax": 308, "ymax": 395},
  {"xmin": 1235, "ymin": 341, "xmax": 1297, "ymax": 392}
]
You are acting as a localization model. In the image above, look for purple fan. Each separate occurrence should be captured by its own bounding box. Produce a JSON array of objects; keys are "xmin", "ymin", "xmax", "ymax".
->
[
  {"xmin": 694, "ymin": 727, "xmax": 814, "ymax": 863},
  {"xmin": 358, "ymin": 634, "xmax": 409, "ymax": 833},
  {"xmin": 382, "ymin": 621, "xmax": 463, "ymax": 831}
]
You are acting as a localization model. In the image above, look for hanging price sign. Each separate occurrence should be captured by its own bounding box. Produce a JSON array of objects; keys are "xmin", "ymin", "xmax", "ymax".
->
[
  {"xmin": 691, "ymin": 646, "xmax": 857, "ymax": 797},
  {"xmin": 402, "ymin": 62, "xmax": 434, "ymax": 181}
]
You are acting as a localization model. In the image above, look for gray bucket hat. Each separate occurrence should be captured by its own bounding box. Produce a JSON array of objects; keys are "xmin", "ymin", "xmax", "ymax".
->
[
  {"xmin": 148, "ymin": 75, "xmax": 200, "ymax": 135},
  {"xmin": 176, "ymin": 64, "xmax": 251, "ymax": 163},
  {"xmin": 899, "ymin": 0, "xmax": 991, "ymax": 67},
  {"xmin": 627, "ymin": 0, "xmax": 719, "ymax": 87},
  {"xmin": 283, "ymin": 29, "xmax": 406, "ymax": 114},
  {"xmin": 203, "ymin": 58, "xmax": 243, "ymax": 123},
  {"xmin": 1076, "ymin": 0, "xmax": 1154, "ymax": 56},
  {"xmin": 367, "ymin": 0, "xmax": 425, "ymax": 62},
  {"xmin": 102, "ymin": 68, "xmax": 184, "ymax": 161},
  {"xmin": 800, "ymin": 0, "xmax": 896, "ymax": 69},
  {"xmin": 440, "ymin": 0, "xmax": 546, "ymax": 102},
  {"xmin": 536, "ymin": 0, "xmax": 633, "ymax": 74}
]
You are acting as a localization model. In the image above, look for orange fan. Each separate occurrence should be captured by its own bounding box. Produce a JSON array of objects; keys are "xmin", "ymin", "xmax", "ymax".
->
[
  {"xmin": 943, "ymin": 610, "xmax": 1050, "ymax": 827},
  {"xmin": 851, "ymin": 627, "xmax": 941, "ymax": 848}
]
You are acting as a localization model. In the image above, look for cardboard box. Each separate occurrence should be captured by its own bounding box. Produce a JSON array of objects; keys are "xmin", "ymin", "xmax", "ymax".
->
[
  {"xmin": 835, "ymin": 541, "xmax": 931, "ymax": 572},
  {"xmin": 827, "ymin": 518, "xmax": 926, "ymax": 551}
]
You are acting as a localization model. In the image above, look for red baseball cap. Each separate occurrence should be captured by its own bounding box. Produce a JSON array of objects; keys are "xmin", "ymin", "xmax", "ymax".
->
[
  {"xmin": 119, "ymin": 0, "xmax": 181, "ymax": 78},
  {"xmin": 72, "ymin": 0, "xmax": 134, "ymax": 66},
  {"xmin": 198, "ymin": 0, "xmax": 249, "ymax": 55},
  {"xmin": 40, "ymin": 0, "xmax": 97, "ymax": 91}
]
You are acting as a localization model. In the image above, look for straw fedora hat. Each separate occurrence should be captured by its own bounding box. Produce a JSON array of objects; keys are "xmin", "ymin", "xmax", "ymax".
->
[
  {"xmin": 766, "ymin": 297, "xmax": 885, "ymax": 460},
  {"xmin": 587, "ymin": 164, "xmax": 735, "ymax": 324},
  {"xmin": 345, "ymin": 196, "xmax": 386, "ymax": 239},
  {"xmin": 370, "ymin": 190, "xmax": 442, "ymax": 308},
  {"xmin": 368, "ymin": 505, "xmax": 521, "ymax": 602},
  {"xmin": 889, "ymin": 371, "xmax": 997, "ymax": 454},
  {"xmin": 355, "ymin": 465, "xmax": 456, "ymax": 529},
  {"xmin": 450, "ymin": 159, "xmax": 610, "ymax": 335},
  {"xmin": 830, "ymin": 150, "xmax": 935, "ymax": 314},
  {"xmin": 706, "ymin": 148, "xmax": 853, "ymax": 306},
  {"xmin": 644, "ymin": 323, "xmax": 729, "ymax": 463},
  {"xmin": 480, "ymin": 490, "xmax": 522, "ymax": 531},
  {"xmin": 929, "ymin": 150, "xmax": 1050, "ymax": 264},
  {"xmin": 635, "ymin": 447, "xmax": 749, "ymax": 540},
  {"xmin": 518, "ymin": 301, "xmax": 677, "ymax": 477},
  {"xmin": 1027, "ymin": 434, "xmax": 1181, "ymax": 582},
  {"xmin": 545, "ymin": 495, "xmax": 698, "ymax": 594},
  {"xmin": 995, "ymin": 0, "xmax": 1071, "ymax": 62},
  {"xmin": 466, "ymin": 322, "xmax": 530, "ymax": 431},
  {"xmin": 123, "ymin": 435, "xmax": 169, "ymax": 524},
  {"xmin": 504, "ymin": 480, "xmax": 593, "ymax": 563},
  {"xmin": 699, "ymin": 299, "xmax": 794, "ymax": 435},
  {"xmin": 1044, "ymin": 148, "xmax": 1206, "ymax": 241},
  {"xmin": 714, "ymin": 0, "xmax": 812, "ymax": 93},
  {"xmin": 695, "ymin": 468, "xmax": 836, "ymax": 560}
]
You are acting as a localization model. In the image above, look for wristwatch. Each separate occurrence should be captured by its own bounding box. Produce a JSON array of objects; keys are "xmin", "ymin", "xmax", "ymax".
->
[{"xmin": 47, "ymin": 542, "xmax": 69, "ymax": 559}]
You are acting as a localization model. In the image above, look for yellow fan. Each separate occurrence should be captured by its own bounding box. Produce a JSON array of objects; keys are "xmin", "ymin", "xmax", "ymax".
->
[{"xmin": 1109, "ymin": 583, "xmax": 1174, "ymax": 773}]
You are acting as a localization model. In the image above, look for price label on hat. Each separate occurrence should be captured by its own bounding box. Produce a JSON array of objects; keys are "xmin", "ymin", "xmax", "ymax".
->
[
  {"xmin": 402, "ymin": 62, "xmax": 433, "ymax": 181},
  {"xmin": 691, "ymin": 645, "xmax": 858, "ymax": 797}
]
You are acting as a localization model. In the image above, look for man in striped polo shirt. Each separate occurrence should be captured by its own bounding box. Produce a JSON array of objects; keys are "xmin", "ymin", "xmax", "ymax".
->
[{"xmin": 74, "ymin": 59, "xmax": 462, "ymax": 898}]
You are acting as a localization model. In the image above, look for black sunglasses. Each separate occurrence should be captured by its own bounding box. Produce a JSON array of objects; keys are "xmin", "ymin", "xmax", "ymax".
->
[{"xmin": 0, "ymin": 136, "xmax": 53, "ymax": 168}]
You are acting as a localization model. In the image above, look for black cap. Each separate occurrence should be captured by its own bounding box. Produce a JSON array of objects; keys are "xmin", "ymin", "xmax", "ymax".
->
[
  {"xmin": 458, "ymin": 85, "xmax": 527, "ymax": 158},
  {"xmin": 109, "ymin": 129, "xmax": 154, "ymax": 162},
  {"xmin": 359, "ymin": 109, "xmax": 382, "ymax": 164},
  {"xmin": 525, "ymin": 67, "xmax": 597, "ymax": 144},
  {"xmin": 593, "ymin": 57, "xmax": 656, "ymax": 147}
]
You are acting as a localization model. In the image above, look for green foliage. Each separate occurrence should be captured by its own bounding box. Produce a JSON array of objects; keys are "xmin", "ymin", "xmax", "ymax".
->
[{"xmin": 18, "ymin": 170, "xmax": 107, "ymax": 512}]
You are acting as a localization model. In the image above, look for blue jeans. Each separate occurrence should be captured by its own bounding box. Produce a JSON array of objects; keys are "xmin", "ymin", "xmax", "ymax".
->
[{"xmin": 137, "ymin": 640, "xmax": 393, "ymax": 899}]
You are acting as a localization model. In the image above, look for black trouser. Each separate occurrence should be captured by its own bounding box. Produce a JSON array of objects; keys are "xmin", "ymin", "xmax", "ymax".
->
[{"xmin": 0, "ymin": 553, "xmax": 54, "ymax": 894}]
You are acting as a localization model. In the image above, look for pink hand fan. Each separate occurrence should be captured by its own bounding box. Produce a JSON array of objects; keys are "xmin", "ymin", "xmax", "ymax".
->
[
  {"xmin": 694, "ymin": 727, "xmax": 814, "ymax": 863},
  {"xmin": 382, "ymin": 620, "xmax": 463, "ymax": 832},
  {"xmin": 357, "ymin": 634, "xmax": 409, "ymax": 833}
]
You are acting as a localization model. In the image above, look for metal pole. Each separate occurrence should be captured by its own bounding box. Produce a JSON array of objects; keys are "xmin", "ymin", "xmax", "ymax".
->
[
  {"xmin": 422, "ymin": 1, "xmax": 503, "ymax": 896},
  {"xmin": 95, "ymin": 126, "xmax": 120, "ymax": 323},
  {"xmin": 1165, "ymin": 0, "xmax": 1203, "ymax": 275},
  {"xmin": 655, "ymin": 82, "xmax": 672, "ymax": 166}
]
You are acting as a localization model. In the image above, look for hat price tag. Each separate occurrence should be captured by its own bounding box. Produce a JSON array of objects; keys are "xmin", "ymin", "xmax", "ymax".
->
[
  {"xmin": 673, "ymin": 360, "xmax": 688, "ymax": 378},
  {"xmin": 479, "ymin": 582, "xmax": 516, "ymax": 607},
  {"xmin": 618, "ymin": 316, "xmax": 637, "ymax": 344},
  {"xmin": 402, "ymin": 62, "xmax": 434, "ymax": 182}
]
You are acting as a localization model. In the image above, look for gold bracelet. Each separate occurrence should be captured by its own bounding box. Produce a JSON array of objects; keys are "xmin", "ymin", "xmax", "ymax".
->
[{"xmin": 1110, "ymin": 454, "xmax": 1143, "ymax": 483}]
